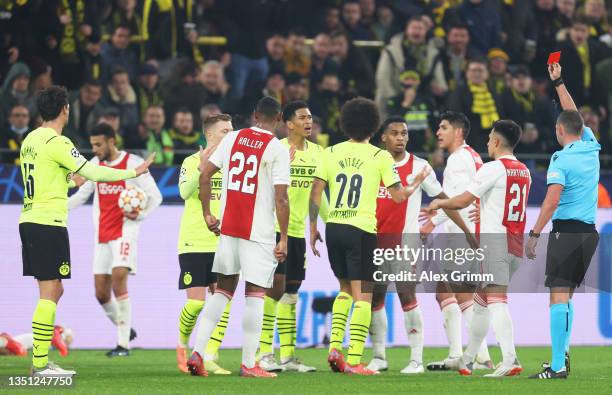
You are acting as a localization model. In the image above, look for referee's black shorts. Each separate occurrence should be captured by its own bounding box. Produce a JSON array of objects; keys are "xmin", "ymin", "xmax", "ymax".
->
[
  {"xmin": 274, "ymin": 233, "xmax": 306, "ymax": 281},
  {"xmin": 20, "ymin": 223, "xmax": 71, "ymax": 281},
  {"xmin": 545, "ymin": 219, "xmax": 599, "ymax": 289},
  {"xmin": 325, "ymin": 223, "xmax": 377, "ymax": 282}
]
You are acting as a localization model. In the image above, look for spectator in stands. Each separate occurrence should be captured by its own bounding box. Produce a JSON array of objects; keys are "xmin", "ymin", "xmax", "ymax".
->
[
  {"xmin": 310, "ymin": 33, "xmax": 338, "ymax": 88},
  {"xmin": 82, "ymin": 33, "xmax": 103, "ymax": 82},
  {"xmin": 309, "ymin": 72, "xmax": 343, "ymax": 145},
  {"xmin": 1, "ymin": 104, "xmax": 30, "ymax": 164},
  {"xmin": 104, "ymin": 0, "xmax": 145, "ymax": 60},
  {"xmin": 447, "ymin": 0, "xmax": 502, "ymax": 55},
  {"xmin": 0, "ymin": 62, "xmax": 33, "ymax": 127},
  {"xmin": 142, "ymin": 105, "xmax": 173, "ymax": 166},
  {"xmin": 96, "ymin": 107, "xmax": 124, "ymax": 148},
  {"xmin": 308, "ymin": 115, "xmax": 328, "ymax": 147},
  {"xmin": 200, "ymin": 103, "xmax": 222, "ymax": 130},
  {"xmin": 580, "ymin": 105, "xmax": 603, "ymax": 141},
  {"xmin": 359, "ymin": 0, "xmax": 376, "ymax": 30},
  {"xmin": 557, "ymin": 14, "xmax": 612, "ymax": 109},
  {"xmin": 197, "ymin": 61, "xmax": 230, "ymax": 112},
  {"xmin": 141, "ymin": 0, "xmax": 196, "ymax": 62},
  {"xmin": 500, "ymin": 65, "xmax": 557, "ymax": 155},
  {"xmin": 101, "ymin": 67, "xmax": 139, "ymax": 147},
  {"xmin": 135, "ymin": 63, "xmax": 162, "ymax": 122},
  {"xmin": 321, "ymin": 6, "xmax": 342, "ymax": 36},
  {"xmin": 498, "ymin": 0, "xmax": 537, "ymax": 63},
  {"xmin": 65, "ymin": 79, "xmax": 104, "ymax": 148},
  {"xmin": 371, "ymin": 3, "xmax": 394, "ymax": 42},
  {"xmin": 161, "ymin": 60, "xmax": 207, "ymax": 127},
  {"xmin": 447, "ymin": 58, "xmax": 501, "ymax": 152},
  {"xmin": 556, "ymin": 0, "xmax": 577, "ymax": 23},
  {"xmin": 341, "ymin": 0, "xmax": 374, "ymax": 41},
  {"xmin": 487, "ymin": 48, "xmax": 510, "ymax": 96},
  {"xmin": 584, "ymin": 0, "xmax": 609, "ymax": 39},
  {"xmin": 262, "ymin": 71, "xmax": 285, "ymax": 106},
  {"xmin": 375, "ymin": 16, "xmax": 447, "ymax": 117},
  {"xmin": 266, "ymin": 33, "xmax": 286, "ymax": 75},
  {"xmin": 101, "ymin": 24, "xmax": 137, "ymax": 85},
  {"xmin": 284, "ymin": 29, "xmax": 310, "ymax": 77},
  {"xmin": 285, "ymin": 72, "xmax": 309, "ymax": 102},
  {"xmin": 29, "ymin": 59, "xmax": 53, "ymax": 98},
  {"xmin": 169, "ymin": 108, "xmax": 201, "ymax": 165},
  {"xmin": 532, "ymin": 0, "xmax": 571, "ymax": 78},
  {"xmin": 330, "ymin": 31, "xmax": 374, "ymax": 98},
  {"xmin": 385, "ymin": 71, "xmax": 437, "ymax": 153},
  {"xmin": 436, "ymin": 23, "xmax": 479, "ymax": 94}
]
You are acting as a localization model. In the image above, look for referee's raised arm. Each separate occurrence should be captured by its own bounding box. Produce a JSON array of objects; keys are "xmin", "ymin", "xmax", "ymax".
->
[{"xmin": 526, "ymin": 63, "xmax": 601, "ymax": 379}]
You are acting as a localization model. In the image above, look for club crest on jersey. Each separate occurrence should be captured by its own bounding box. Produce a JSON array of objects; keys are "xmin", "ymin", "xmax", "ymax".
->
[
  {"xmin": 183, "ymin": 272, "xmax": 193, "ymax": 285},
  {"xmin": 59, "ymin": 262, "xmax": 70, "ymax": 276}
]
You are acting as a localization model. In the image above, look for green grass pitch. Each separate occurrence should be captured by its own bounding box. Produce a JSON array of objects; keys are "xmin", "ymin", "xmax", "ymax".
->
[{"xmin": 1, "ymin": 346, "xmax": 611, "ymax": 394}]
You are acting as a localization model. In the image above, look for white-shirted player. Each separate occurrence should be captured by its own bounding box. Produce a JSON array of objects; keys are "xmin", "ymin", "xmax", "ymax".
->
[
  {"xmin": 427, "ymin": 119, "xmax": 531, "ymax": 377},
  {"xmin": 68, "ymin": 123, "xmax": 162, "ymax": 356},
  {"xmin": 420, "ymin": 111, "xmax": 493, "ymax": 370},
  {"xmin": 188, "ymin": 97, "xmax": 290, "ymax": 378},
  {"xmin": 366, "ymin": 117, "xmax": 475, "ymax": 374}
]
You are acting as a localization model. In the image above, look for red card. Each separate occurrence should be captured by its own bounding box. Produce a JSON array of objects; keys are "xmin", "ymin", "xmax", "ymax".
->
[{"xmin": 547, "ymin": 51, "xmax": 561, "ymax": 65}]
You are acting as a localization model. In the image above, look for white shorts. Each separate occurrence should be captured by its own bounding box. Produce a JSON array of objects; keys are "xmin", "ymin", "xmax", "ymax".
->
[
  {"xmin": 213, "ymin": 235, "xmax": 276, "ymax": 288},
  {"xmin": 480, "ymin": 236, "xmax": 520, "ymax": 287},
  {"xmin": 93, "ymin": 237, "xmax": 138, "ymax": 275}
]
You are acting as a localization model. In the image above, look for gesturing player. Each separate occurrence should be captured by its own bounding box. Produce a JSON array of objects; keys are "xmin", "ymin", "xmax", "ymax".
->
[
  {"xmin": 527, "ymin": 63, "xmax": 600, "ymax": 379},
  {"xmin": 309, "ymin": 98, "xmax": 429, "ymax": 375},
  {"xmin": 258, "ymin": 101, "xmax": 323, "ymax": 373},
  {"xmin": 68, "ymin": 123, "xmax": 162, "ymax": 357},
  {"xmin": 176, "ymin": 114, "xmax": 233, "ymax": 375},
  {"xmin": 188, "ymin": 97, "xmax": 290, "ymax": 378},
  {"xmin": 366, "ymin": 117, "xmax": 475, "ymax": 374},
  {"xmin": 19, "ymin": 86, "xmax": 153, "ymax": 376},
  {"xmin": 420, "ymin": 111, "xmax": 493, "ymax": 371},
  {"xmin": 428, "ymin": 120, "xmax": 531, "ymax": 377}
]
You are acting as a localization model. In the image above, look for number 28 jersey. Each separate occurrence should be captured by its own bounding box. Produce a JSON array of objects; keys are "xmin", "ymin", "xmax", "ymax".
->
[
  {"xmin": 314, "ymin": 142, "xmax": 400, "ymax": 234},
  {"xmin": 467, "ymin": 155, "xmax": 531, "ymax": 256},
  {"xmin": 209, "ymin": 127, "xmax": 290, "ymax": 244}
]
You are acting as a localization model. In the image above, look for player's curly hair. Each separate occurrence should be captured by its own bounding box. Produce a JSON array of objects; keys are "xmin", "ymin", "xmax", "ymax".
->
[
  {"xmin": 37, "ymin": 85, "xmax": 69, "ymax": 121},
  {"xmin": 340, "ymin": 97, "xmax": 380, "ymax": 142}
]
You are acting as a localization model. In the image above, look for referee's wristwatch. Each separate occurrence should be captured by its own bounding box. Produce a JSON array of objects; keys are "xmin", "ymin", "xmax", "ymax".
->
[{"xmin": 529, "ymin": 230, "xmax": 540, "ymax": 238}]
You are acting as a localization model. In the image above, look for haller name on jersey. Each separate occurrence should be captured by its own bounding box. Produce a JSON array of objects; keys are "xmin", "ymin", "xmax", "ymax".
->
[{"xmin": 238, "ymin": 137, "xmax": 264, "ymax": 150}]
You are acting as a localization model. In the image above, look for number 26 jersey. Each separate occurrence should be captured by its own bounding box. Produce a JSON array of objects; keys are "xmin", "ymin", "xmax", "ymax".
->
[
  {"xmin": 209, "ymin": 127, "xmax": 290, "ymax": 244},
  {"xmin": 314, "ymin": 141, "xmax": 400, "ymax": 234}
]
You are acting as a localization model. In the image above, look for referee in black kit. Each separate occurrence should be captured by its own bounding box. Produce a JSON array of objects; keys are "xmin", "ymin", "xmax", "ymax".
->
[{"xmin": 525, "ymin": 63, "xmax": 601, "ymax": 379}]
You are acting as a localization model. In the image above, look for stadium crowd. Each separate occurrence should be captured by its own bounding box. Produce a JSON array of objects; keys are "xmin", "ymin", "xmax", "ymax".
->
[{"xmin": 1, "ymin": 0, "xmax": 612, "ymax": 167}]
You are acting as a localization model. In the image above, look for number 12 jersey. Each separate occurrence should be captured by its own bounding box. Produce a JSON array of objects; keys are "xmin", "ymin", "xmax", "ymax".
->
[{"xmin": 209, "ymin": 127, "xmax": 290, "ymax": 244}]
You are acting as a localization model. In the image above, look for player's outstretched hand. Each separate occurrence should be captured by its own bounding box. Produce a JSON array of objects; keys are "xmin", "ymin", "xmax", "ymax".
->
[
  {"xmin": 71, "ymin": 173, "xmax": 86, "ymax": 187},
  {"xmin": 275, "ymin": 239, "xmax": 288, "ymax": 262},
  {"xmin": 135, "ymin": 153, "xmax": 156, "ymax": 176},
  {"xmin": 198, "ymin": 144, "xmax": 218, "ymax": 172},
  {"xmin": 525, "ymin": 236, "xmax": 538, "ymax": 260},
  {"xmin": 310, "ymin": 229, "xmax": 322, "ymax": 257},
  {"xmin": 468, "ymin": 201, "xmax": 480, "ymax": 223},
  {"xmin": 548, "ymin": 62, "xmax": 561, "ymax": 81},
  {"xmin": 205, "ymin": 214, "xmax": 220, "ymax": 236}
]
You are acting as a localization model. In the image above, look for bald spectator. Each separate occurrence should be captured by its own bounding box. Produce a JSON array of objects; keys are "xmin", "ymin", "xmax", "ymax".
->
[
  {"xmin": 198, "ymin": 61, "xmax": 230, "ymax": 111},
  {"xmin": 376, "ymin": 16, "xmax": 447, "ymax": 117}
]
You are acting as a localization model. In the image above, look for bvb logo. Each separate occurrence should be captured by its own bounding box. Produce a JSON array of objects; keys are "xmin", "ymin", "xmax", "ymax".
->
[
  {"xmin": 183, "ymin": 272, "xmax": 193, "ymax": 286},
  {"xmin": 59, "ymin": 263, "xmax": 70, "ymax": 276}
]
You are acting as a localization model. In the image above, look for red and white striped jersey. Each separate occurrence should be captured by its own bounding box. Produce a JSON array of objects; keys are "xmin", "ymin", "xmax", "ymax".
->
[
  {"xmin": 432, "ymin": 143, "xmax": 483, "ymax": 233},
  {"xmin": 377, "ymin": 152, "xmax": 442, "ymax": 234},
  {"xmin": 467, "ymin": 155, "xmax": 531, "ymax": 256},
  {"xmin": 209, "ymin": 127, "xmax": 290, "ymax": 244},
  {"xmin": 68, "ymin": 151, "xmax": 163, "ymax": 243}
]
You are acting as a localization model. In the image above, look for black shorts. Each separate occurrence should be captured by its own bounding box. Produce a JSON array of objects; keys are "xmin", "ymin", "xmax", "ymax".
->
[
  {"xmin": 274, "ymin": 233, "xmax": 306, "ymax": 281},
  {"xmin": 178, "ymin": 253, "xmax": 217, "ymax": 289},
  {"xmin": 325, "ymin": 223, "xmax": 377, "ymax": 281},
  {"xmin": 20, "ymin": 223, "xmax": 71, "ymax": 281},
  {"xmin": 545, "ymin": 220, "xmax": 599, "ymax": 288}
]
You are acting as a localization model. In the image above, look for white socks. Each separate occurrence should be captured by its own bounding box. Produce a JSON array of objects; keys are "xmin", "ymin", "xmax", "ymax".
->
[
  {"xmin": 369, "ymin": 307, "xmax": 387, "ymax": 360},
  {"xmin": 102, "ymin": 299, "xmax": 119, "ymax": 325},
  {"xmin": 242, "ymin": 295, "xmax": 265, "ymax": 368},
  {"xmin": 440, "ymin": 299, "xmax": 462, "ymax": 358},
  {"xmin": 193, "ymin": 292, "xmax": 232, "ymax": 357},
  {"xmin": 463, "ymin": 301, "xmax": 490, "ymax": 363},
  {"xmin": 462, "ymin": 304, "xmax": 492, "ymax": 362},
  {"xmin": 489, "ymin": 302, "xmax": 517, "ymax": 366},
  {"xmin": 117, "ymin": 295, "xmax": 131, "ymax": 349},
  {"xmin": 404, "ymin": 305, "xmax": 424, "ymax": 364}
]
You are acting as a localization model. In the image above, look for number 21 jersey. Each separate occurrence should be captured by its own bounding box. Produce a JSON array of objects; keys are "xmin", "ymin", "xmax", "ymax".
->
[
  {"xmin": 209, "ymin": 127, "xmax": 290, "ymax": 244},
  {"xmin": 314, "ymin": 142, "xmax": 400, "ymax": 234}
]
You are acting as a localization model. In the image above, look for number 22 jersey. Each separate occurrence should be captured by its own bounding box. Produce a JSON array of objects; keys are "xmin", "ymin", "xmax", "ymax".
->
[
  {"xmin": 314, "ymin": 142, "xmax": 400, "ymax": 234},
  {"xmin": 209, "ymin": 127, "xmax": 290, "ymax": 244}
]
